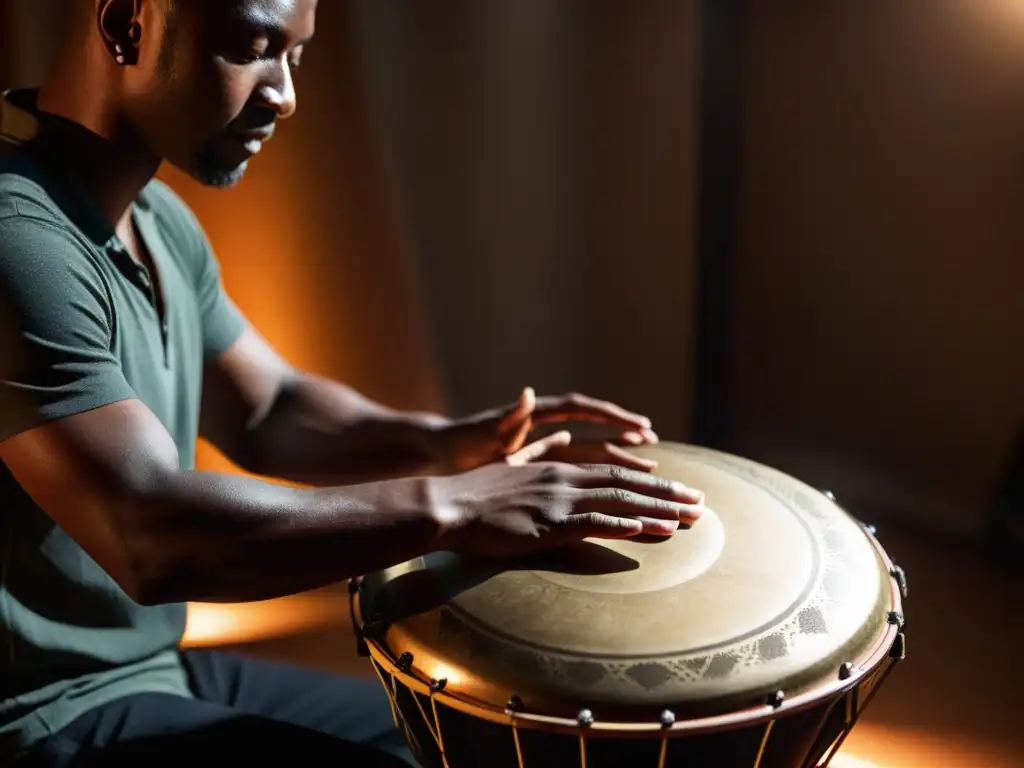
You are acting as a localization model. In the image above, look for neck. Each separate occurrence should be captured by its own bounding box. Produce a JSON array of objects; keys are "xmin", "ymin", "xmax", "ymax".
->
[{"xmin": 35, "ymin": 52, "xmax": 161, "ymax": 233}]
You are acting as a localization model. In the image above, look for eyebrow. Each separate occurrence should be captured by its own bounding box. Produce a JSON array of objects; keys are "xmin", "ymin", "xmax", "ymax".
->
[{"xmin": 233, "ymin": 8, "xmax": 314, "ymax": 47}]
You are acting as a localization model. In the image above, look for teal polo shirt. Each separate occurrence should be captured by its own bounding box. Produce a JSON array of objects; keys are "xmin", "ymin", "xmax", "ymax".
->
[{"xmin": 0, "ymin": 89, "xmax": 247, "ymax": 758}]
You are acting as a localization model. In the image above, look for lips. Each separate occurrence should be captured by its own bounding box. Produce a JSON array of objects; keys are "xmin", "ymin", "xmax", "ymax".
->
[
  {"xmin": 229, "ymin": 128, "xmax": 274, "ymax": 156},
  {"xmin": 234, "ymin": 128, "xmax": 275, "ymax": 142}
]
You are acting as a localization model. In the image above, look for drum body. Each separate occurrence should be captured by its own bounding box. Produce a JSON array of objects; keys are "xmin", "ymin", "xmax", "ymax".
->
[{"xmin": 351, "ymin": 444, "xmax": 907, "ymax": 768}]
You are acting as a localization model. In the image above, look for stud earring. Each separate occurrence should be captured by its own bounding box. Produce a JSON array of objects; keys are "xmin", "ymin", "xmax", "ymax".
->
[{"xmin": 114, "ymin": 44, "xmax": 125, "ymax": 65}]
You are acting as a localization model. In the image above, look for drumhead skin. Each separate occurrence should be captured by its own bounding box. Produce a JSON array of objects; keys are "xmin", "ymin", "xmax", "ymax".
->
[{"xmin": 356, "ymin": 443, "xmax": 894, "ymax": 720}]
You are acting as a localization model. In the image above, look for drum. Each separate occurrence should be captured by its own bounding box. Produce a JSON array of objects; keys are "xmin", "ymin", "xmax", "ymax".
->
[{"xmin": 349, "ymin": 443, "xmax": 907, "ymax": 768}]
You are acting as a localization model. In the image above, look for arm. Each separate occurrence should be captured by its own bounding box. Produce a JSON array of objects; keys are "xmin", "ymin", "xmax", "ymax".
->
[
  {"xmin": 0, "ymin": 213, "xmax": 447, "ymax": 604},
  {"xmin": 199, "ymin": 327, "xmax": 454, "ymax": 486},
  {"xmin": 1, "ymin": 397, "xmax": 704, "ymax": 606},
  {"xmin": 0, "ymin": 398, "xmax": 448, "ymax": 606},
  {"xmin": 0, "ymin": 207, "xmax": 702, "ymax": 609}
]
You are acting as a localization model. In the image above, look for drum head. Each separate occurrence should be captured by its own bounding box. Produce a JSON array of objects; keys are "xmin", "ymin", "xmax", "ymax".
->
[{"xmin": 357, "ymin": 444, "xmax": 892, "ymax": 720}]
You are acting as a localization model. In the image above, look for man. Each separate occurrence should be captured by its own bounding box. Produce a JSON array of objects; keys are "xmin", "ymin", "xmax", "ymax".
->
[{"xmin": 0, "ymin": 1, "xmax": 704, "ymax": 765}]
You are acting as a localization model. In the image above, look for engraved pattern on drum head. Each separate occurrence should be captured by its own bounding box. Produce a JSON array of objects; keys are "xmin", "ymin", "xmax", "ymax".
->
[{"xmin": 360, "ymin": 444, "xmax": 889, "ymax": 712}]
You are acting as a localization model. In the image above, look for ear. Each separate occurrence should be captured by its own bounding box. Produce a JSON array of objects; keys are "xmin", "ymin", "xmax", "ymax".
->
[{"xmin": 96, "ymin": 0, "xmax": 143, "ymax": 66}]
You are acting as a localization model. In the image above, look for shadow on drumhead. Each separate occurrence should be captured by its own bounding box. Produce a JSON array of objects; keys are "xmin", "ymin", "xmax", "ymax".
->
[{"xmin": 367, "ymin": 542, "xmax": 639, "ymax": 624}]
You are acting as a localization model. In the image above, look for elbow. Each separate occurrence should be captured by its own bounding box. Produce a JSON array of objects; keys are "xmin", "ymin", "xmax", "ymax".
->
[
  {"xmin": 115, "ymin": 519, "xmax": 180, "ymax": 607},
  {"xmin": 123, "ymin": 537, "xmax": 195, "ymax": 607},
  {"xmin": 109, "ymin": 479, "xmax": 194, "ymax": 607}
]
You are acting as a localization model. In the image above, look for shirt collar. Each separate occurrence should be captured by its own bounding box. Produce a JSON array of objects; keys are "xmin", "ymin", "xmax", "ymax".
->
[{"xmin": 0, "ymin": 87, "xmax": 156, "ymax": 249}]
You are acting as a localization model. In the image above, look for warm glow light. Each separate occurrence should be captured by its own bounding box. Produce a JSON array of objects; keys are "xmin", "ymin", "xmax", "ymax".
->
[
  {"xmin": 182, "ymin": 590, "xmax": 350, "ymax": 648},
  {"xmin": 832, "ymin": 756, "xmax": 881, "ymax": 768},
  {"xmin": 841, "ymin": 722, "xmax": 1020, "ymax": 768}
]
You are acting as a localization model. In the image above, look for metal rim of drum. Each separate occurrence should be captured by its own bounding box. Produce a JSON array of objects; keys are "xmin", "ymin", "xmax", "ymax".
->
[{"xmin": 351, "ymin": 518, "xmax": 904, "ymax": 740}]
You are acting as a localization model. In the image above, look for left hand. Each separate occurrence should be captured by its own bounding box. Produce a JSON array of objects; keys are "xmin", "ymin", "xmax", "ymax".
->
[{"xmin": 438, "ymin": 387, "xmax": 661, "ymax": 473}]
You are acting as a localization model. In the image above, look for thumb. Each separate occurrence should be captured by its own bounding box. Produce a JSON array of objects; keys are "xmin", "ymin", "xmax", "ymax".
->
[
  {"xmin": 497, "ymin": 386, "xmax": 535, "ymax": 436},
  {"xmin": 505, "ymin": 430, "xmax": 572, "ymax": 466}
]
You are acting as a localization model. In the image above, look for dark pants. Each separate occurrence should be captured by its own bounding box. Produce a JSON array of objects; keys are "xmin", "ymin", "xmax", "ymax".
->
[{"xmin": 21, "ymin": 650, "xmax": 417, "ymax": 766}]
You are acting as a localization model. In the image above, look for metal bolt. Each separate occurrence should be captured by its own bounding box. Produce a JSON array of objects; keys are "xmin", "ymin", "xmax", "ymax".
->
[
  {"xmin": 890, "ymin": 565, "xmax": 908, "ymax": 599},
  {"xmin": 660, "ymin": 710, "xmax": 676, "ymax": 728},
  {"xmin": 887, "ymin": 610, "xmax": 905, "ymax": 630},
  {"xmin": 397, "ymin": 652, "xmax": 414, "ymax": 673},
  {"xmin": 838, "ymin": 662, "xmax": 855, "ymax": 681},
  {"xmin": 767, "ymin": 690, "xmax": 785, "ymax": 708},
  {"xmin": 577, "ymin": 709, "xmax": 595, "ymax": 727}
]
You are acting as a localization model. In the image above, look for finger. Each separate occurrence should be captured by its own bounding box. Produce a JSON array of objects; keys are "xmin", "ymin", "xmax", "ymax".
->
[
  {"xmin": 505, "ymin": 431, "xmax": 572, "ymax": 466},
  {"xmin": 612, "ymin": 429, "xmax": 659, "ymax": 446},
  {"xmin": 497, "ymin": 386, "xmax": 536, "ymax": 436},
  {"xmin": 580, "ymin": 488, "xmax": 704, "ymax": 525},
  {"xmin": 545, "ymin": 443, "xmax": 658, "ymax": 472},
  {"xmin": 601, "ymin": 443, "xmax": 659, "ymax": 471},
  {"xmin": 563, "ymin": 512, "xmax": 643, "ymax": 539},
  {"xmin": 635, "ymin": 516, "xmax": 680, "ymax": 536},
  {"xmin": 531, "ymin": 393, "xmax": 652, "ymax": 431},
  {"xmin": 505, "ymin": 416, "xmax": 533, "ymax": 454},
  {"xmin": 573, "ymin": 464, "xmax": 705, "ymax": 505}
]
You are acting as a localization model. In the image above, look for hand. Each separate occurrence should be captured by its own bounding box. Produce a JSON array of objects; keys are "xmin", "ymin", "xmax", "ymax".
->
[
  {"xmin": 434, "ymin": 461, "xmax": 706, "ymax": 558},
  {"xmin": 438, "ymin": 387, "xmax": 661, "ymax": 474}
]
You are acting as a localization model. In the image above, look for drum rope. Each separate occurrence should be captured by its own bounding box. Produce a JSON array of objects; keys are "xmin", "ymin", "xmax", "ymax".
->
[
  {"xmin": 371, "ymin": 661, "xmax": 401, "ymax": 729},
  {"xmin": 815, "ymin": 687, "xmax": 856, "ymax": 767},
  {"xmin": 821, "ymin": 660, "xmax": 903, "ymax": 768},
  {"xmin": 410, "ymin": 688, "xmax": 443, "ymax": 751},
  {"xmin": 657, "ymin": 736, "xmax": 669, "ymax": 768},
  {"xmin": 371, "ymin": 661, "xmax": 423, "ymax": 759},
  {"xmin": 509, "ymin": 719, "xmax": 525, "ymax": 768},
  {"xmin": 799, "ymin": 697, "xmax": 843, "ymax": 768},
  {"xmin": 428, "ymin": 689, "xmax": 451, "ymax": 768},
  {"xmin": 751, "ymin": 720, "xmax": 776, "ymax": 768},
  {"xmin": 578, "ymin": 733, "xmax": 588, "ymax": 768}
]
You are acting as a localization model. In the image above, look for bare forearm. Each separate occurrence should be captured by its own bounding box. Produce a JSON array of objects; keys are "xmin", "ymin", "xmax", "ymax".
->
[
  {"xmin": 132, "ymin": 470, "xmax": 448, "ymax": 605},
  {"xmin": 243, "ymin": 372, "xmax": 453, "ymax": 486}
]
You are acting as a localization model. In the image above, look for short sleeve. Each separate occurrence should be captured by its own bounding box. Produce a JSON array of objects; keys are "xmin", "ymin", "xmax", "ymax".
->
[{"xmin": 0, "ymin": 215, "xmax": 137, "ymax": 442}]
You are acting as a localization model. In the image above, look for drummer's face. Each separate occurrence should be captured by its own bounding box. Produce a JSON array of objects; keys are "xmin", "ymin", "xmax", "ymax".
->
[{"xmin": 124, "ymin": 0, "xmax": 317, "ymax": 188}]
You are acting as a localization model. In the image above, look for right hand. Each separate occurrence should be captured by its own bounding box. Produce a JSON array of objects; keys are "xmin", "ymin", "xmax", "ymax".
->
[{"xmin": 434, "ymin": 459, "xmax": 705, "ymax": 558}]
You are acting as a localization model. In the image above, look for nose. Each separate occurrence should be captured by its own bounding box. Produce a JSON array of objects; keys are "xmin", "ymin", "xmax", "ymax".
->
[{"xmin": 255, "ymin": 57, "xmax": 297, "ymax": 120}]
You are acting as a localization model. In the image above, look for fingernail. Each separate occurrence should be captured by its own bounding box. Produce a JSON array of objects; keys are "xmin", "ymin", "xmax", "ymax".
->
[
  {"xmin": 683, "ymin": 505, "xmax": 705, "ymax": 522},
  {"xmin": 641, "ymin": 518, "xmax": 678, "ymax": 535},
  {"xmin": 623, "ymin": 432, "xmax": 644, "ymax": 445},
  {"xmin": 672, "ymin": 481, "xmax": 699, "ymax": 497}
]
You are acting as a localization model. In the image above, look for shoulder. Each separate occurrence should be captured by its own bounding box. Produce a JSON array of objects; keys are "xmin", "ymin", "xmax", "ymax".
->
[
  {"xmin": 0, "ymin": 144, "xmax": 71, "ymax": 227},
  {"xmin": 0, "ymin": 167, "xmax": 110, "ymax": 310}
]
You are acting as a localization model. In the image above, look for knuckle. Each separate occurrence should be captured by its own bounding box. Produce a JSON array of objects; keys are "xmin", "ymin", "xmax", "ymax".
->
[
  {"xmin": 609, "ymin": 488, "xmax": 635, "ymax": 506},
  {"xmin": 605, "ymin": 464, "xmax": 627, "ymax": 482},
  {"xmin": 539, "ymin": 464, "xmax": 565, "ymax": 483},
  {"xmin": 570, "ymin": 512, "xmax": 599, "ymax": 528}
]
